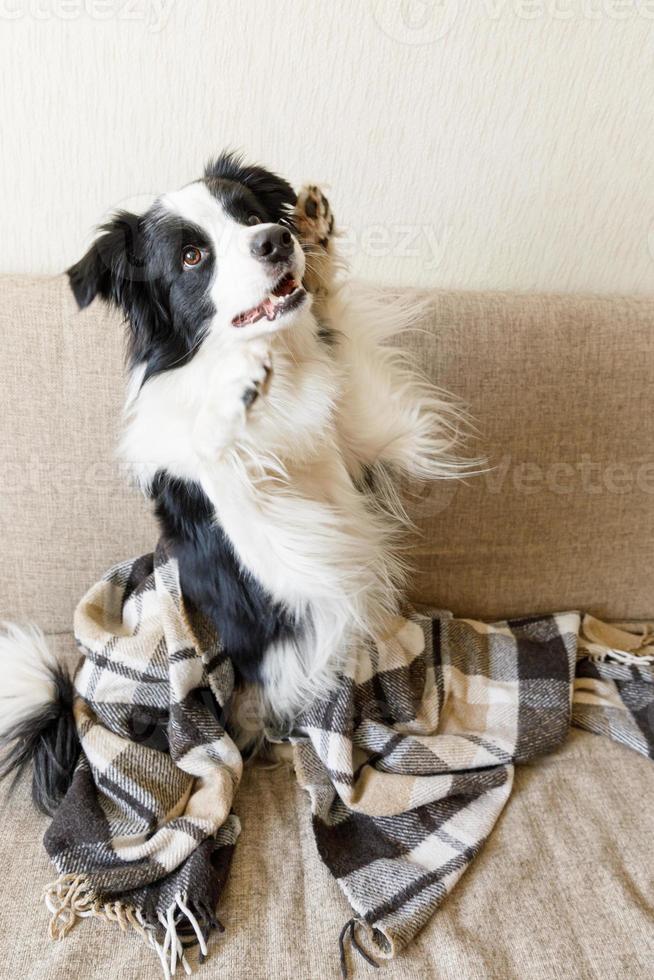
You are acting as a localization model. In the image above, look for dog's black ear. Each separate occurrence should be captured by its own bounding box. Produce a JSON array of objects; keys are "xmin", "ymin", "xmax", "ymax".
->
[
  {"xmin": 205, "ymin": 150, "xmax": 297, "ymax": 218},
  {"xmin": 67, "ymin": 246, "xmax": 104, "ymax": 309},
  {"xmin": 67, "ymin": 210, "xmax": 144, "ymax": 311}
]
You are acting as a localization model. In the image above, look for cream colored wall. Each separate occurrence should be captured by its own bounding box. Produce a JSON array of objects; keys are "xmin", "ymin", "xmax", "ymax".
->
[{"xmin": 0, "ymin": 0, "xmax": 652, "ymax": 292}]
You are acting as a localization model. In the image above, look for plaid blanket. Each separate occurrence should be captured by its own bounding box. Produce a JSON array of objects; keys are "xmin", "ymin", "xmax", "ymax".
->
[{"xmin": 42, "ymin": 543, "xmax": 654, "ymax": 977}]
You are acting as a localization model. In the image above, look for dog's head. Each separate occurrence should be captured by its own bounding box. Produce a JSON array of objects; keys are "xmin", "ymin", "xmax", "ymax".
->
[{"xmin": 67, "ymin": 152, "xmax": 308, "ymax": 381}]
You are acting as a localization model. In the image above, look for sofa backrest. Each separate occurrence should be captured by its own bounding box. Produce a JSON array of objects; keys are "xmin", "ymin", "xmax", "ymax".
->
[{"xmin": 0, "ymin": 275, "xmax": 652, "ymax": 630}]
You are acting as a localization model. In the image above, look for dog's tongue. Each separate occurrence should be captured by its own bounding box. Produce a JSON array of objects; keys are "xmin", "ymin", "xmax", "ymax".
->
[
  {"xmin": 262, "ymin": 297, "xmax": 276, "ymax": 319},
  {"xmin": 250, "ymin": 297, "xmax": 277, "ymax": 321},
  {"xmin": 232, "ymin": 275, "xmax": 299, "ymax": 327},
  {"xmin": 233, "ymin": 298, "xmax": 275, "ymax": 327}
]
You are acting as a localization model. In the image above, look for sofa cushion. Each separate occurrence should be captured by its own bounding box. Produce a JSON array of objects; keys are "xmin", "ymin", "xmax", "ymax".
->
[
  {"xmin": 1, "ymin": 276, "xmax": 652, "ymax": 628},
  {"xmin": 402, "ymin": 289, "xmax": 654, "ymax": 620}
]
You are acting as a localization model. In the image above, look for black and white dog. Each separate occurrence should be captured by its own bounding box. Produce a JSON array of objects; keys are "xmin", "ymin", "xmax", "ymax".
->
[{"xmin": 0, "ymin": 152, "xmax": 465, "ymax": 812}]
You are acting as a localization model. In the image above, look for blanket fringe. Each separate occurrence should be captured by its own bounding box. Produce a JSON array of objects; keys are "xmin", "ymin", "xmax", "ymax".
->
[
  {"xmin": 43, "ymin": 875, "xmax": 217, "ymax": 977},
  {"xmin": 582, "ymin": 645, "xmax": 654, "ymax": 666},
  {"xmin": 578, "ymin": 616, "xmax": 654, "ymax": 666}
]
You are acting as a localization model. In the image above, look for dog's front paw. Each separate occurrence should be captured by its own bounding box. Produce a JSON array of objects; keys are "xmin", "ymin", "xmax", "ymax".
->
[
  {"xmin": 194, "ymin": 346, "xmax": 272, "ymax": 460},
  {"xmin": 295, "ymin": 185, "xmax": 335, "ymax": 251},
  {"xmin": 242, "ymin": 355, "xmax": 272, "ymax": 408}
]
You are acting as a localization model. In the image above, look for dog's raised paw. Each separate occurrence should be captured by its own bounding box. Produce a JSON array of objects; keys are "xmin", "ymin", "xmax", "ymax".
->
[{"xmin": 295, "ymin": 185, "xmax": 334, "ymax": 250}]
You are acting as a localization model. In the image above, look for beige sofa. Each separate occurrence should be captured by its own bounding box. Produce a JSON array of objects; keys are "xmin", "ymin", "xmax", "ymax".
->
[{"xmin": 0, "ymin": 275, "xmax": 653, "ymax": 979}]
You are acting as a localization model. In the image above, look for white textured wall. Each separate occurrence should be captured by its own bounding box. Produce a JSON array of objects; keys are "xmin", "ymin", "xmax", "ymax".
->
[{"xmin": 0, "ymin": 0, "xmax": 653, "ymax": 292}]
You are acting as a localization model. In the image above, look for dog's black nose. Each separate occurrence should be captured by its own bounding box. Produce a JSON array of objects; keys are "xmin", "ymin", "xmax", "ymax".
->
[{"xmin": 250, "ymin": 225, "xmax": 294, "ymax": 263}]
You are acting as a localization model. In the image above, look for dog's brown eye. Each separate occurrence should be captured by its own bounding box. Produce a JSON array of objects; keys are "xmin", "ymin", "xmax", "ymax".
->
[
  {"xmin": 182, "ymin": 246, "xmax": 203, "ymax": 267},
  {"xmin": 247, "ymin": 214, "xmax": 262, "ymax": 226}
]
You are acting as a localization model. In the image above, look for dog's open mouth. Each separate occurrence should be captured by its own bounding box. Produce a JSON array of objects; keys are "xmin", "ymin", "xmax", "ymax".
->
[{"xmin": 232, "ymin": 273, "xmax": 305, "ymax": 328}]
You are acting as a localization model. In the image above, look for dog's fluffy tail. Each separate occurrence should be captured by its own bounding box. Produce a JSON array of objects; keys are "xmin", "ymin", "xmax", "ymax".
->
[{"xmin": 0, "ymin": 624, "xmax": 79, "ymax": 816}]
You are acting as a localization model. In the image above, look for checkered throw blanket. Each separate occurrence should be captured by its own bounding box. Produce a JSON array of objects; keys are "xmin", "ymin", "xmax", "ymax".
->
[{"xmin": 43, "ymin": 543, "xmax": 654, "ymax": 977}]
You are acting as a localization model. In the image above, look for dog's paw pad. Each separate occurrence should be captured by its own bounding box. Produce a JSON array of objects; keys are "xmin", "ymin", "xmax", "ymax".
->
[
  {"xmin": 295, "ymin": 185, "xmax": 334, "ymax": 249},
  {"xmin": 242, "ymin": 358, "xmax": 272, "ymax": 409}
]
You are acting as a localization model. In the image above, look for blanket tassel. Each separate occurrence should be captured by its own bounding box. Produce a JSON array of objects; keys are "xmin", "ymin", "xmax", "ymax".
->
[
  {"xmin": 43, "ymin": 876, "xmax": 220, "ymax": 977},
  {"xmin": 339, "ymin": 918, "xmax": 379, "ymax": 979}
]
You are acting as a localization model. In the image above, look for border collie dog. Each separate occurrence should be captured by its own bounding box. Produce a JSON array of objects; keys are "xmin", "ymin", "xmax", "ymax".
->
[{"xmin": 0, "ymin": 153, "xmax": 465, "ymax": 811}]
